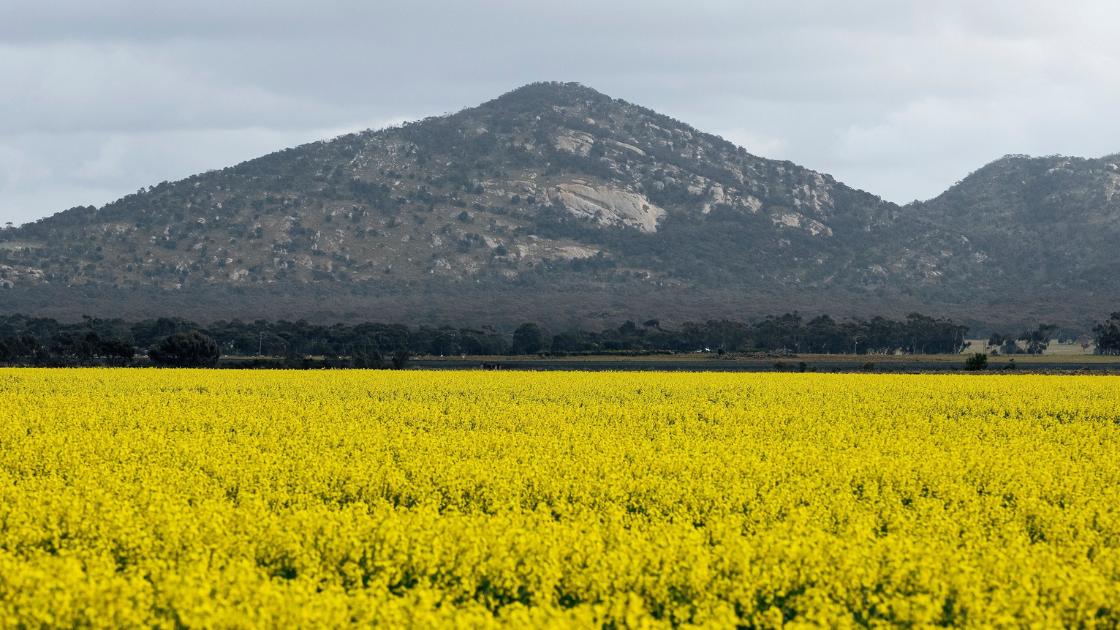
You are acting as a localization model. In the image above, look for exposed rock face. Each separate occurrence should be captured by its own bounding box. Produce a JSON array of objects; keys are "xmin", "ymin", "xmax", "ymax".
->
[
  {"xmin": 0, "ymin": 264, "xmax": 45, "ymax": 288},
  {"xmin": 1, "ymin": 82, "xmax": 1117, "ymax": 326},
  {"xmin": 513, "ymin": 239, "xmax": 600, "ymax": 261},
  {"xmin": 551, "ymin": 181, "xmax": 665, "ymax": 233},
  {"xmin": 554, "ymin": 130, "xmax": 595, "ymax": 156}
]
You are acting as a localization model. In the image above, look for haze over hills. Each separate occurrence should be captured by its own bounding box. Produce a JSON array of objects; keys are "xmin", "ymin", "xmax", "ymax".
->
[{"xmin": 1, "ymin": 82, "xmax": 1117, "ymax": 329}]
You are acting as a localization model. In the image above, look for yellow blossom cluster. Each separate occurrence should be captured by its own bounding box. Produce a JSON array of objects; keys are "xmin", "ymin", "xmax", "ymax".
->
[{"xmin": 1, "ymin": 369, "xmax": 1119, "ymax": 627}]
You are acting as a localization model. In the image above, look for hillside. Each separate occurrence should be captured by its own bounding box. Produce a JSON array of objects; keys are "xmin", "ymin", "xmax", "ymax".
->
[
  {"xmin": 904, "ymin": 154, "xmax": 1120, "ymax": 296},
  {"xmin": 0, "ymin": 83, "xmax": 1116, "ymax": 328}
]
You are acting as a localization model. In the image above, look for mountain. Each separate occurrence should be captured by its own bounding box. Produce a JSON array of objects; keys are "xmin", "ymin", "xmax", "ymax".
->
[
  {"xmin": 0, "ymin": 83, "xmax": 1116, "ymax": 329},
  {"xmin": 906, "ymin": 154, "xmax": 1120, "ymax": 294}
]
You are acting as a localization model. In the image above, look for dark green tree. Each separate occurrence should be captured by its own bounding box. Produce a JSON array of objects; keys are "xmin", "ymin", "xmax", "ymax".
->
[
  {"xmin": 350, "ymin": 348, "xmax": 384, "ymax": 369},
  {"xmin": 97, "ymin": 338, "xmax": 136, "ymax": 366},
  {"xmin": 149, "ymin": 331, "xmax": 220, "ymax": 368},
  {"xmin": 988, "ymin": 332, "xmax": 1020, "ymax": 355},
  {"xmin": 1094, "ymin": 313, "xmax": 1120, "ymax": 355},
  {"xmin": 1018, "ymin": 324, "xmax": 1057, "ymax": 355},
  {"xmin": 511, "ymin": 323, "xmax": 549, "ymax": 355},
  {"xmin": 390, "ymin": 350, "xmax": 411, "ymax": 369}
]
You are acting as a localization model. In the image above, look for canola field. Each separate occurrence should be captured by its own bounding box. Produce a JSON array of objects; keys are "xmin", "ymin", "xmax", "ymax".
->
[{"xmin": 1, "ymin": 369, "xmax": 1120, "ymax": 627}]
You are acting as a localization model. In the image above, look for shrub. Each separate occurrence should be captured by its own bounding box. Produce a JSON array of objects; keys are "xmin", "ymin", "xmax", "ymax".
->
[
  {"xmin": 964, "ymin": 353, "xmax": 988, "ymax": 371},
  {"xmin": 391, "ymin": 350, "xmax": 411, "ymax": 369}
]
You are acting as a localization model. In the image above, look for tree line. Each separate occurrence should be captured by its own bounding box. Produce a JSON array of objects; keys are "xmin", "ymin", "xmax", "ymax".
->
[
  {"xmin": 2, "ymin": 311, "xmax": 1116, "ymax": 368},
  {"xmin": 0, "ymin": 311, "xmax": 961, "ymax": 367}
]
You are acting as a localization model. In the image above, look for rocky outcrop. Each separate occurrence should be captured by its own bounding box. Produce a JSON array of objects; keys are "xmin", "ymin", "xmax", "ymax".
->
[
  {"xmin": 554, "ymin": 129, "xmax": 595, "ymax": 156},
  {"xmin": 551, "ymin": 181, "xmax": 666, "ymax": 233},
  {"xmin": 0, "ymin": 264, "xmax": 45, "ymax": 288}
]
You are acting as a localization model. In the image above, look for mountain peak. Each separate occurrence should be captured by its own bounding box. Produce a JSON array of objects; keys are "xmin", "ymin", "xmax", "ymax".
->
[{"xmin": 482, "ymin": 81, "xmax": 611, "ymax": 109}]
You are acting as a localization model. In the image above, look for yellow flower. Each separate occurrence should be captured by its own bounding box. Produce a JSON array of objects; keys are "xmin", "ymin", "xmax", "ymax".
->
[{"xmin": 0, "ymin": 369, "xmax": 1118, "ymax": 626}]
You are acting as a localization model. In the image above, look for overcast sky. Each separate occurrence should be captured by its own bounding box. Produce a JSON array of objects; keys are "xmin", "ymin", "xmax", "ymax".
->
[{"xmin": 3, "ymin": 0, "xmax": 1119, "ymax": 226}]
